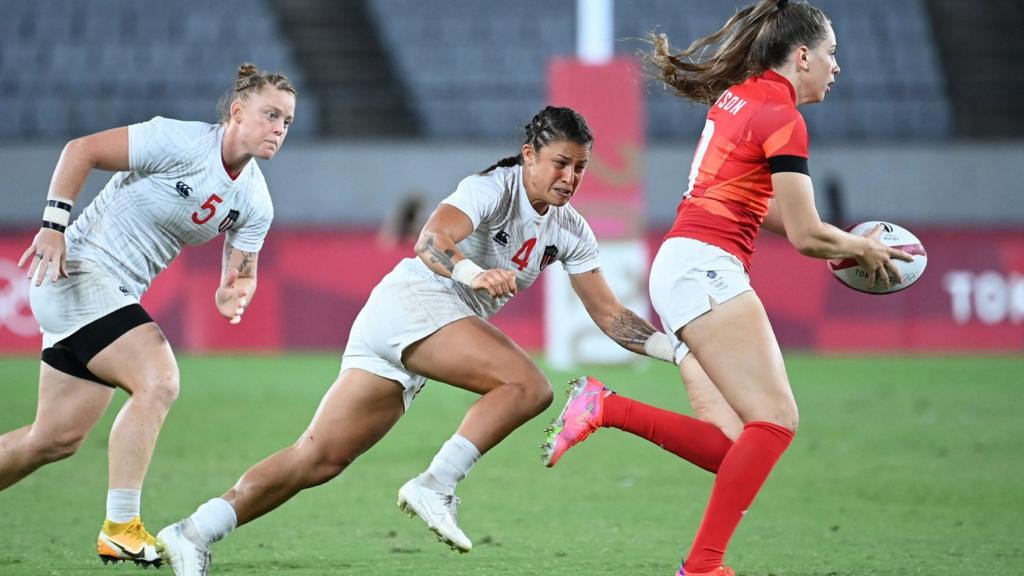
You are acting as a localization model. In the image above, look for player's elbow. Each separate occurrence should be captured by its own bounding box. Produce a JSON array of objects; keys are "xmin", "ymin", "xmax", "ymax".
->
[
  {"xmin": 62, "ymin": 137, "xmax": 93, "ymax": 166},
  {"xmin": 787, "ymin": 225, "xmax": 829, "ymax": 257},
  {"xmin": 413, "ymin": 229, "xmax": 439, "ymax": 256},
  {"xmin": 790, "ymin": 236, "xmax": 818, "ymax": 257}
]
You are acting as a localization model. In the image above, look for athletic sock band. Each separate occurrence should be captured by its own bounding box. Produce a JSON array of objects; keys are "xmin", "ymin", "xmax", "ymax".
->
[
  {"xmin": 106, "ymin": 489, "xmax": 142, "ymax": 523},
  {"xmin": 189, "ymin": 498, "xmax": 238, "ymax": 546},
  {"xmin": 425, "ymin": 434, "xmax": 482, "ymax": 491}
]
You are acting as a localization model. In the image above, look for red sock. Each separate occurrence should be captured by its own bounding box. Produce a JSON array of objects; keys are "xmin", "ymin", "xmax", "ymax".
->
[
  {"xmin": 601, "ymin": 393, "xmax": 734, "ymax": 473},
  {"xmin": 683, "ymin": 421, "xmax": 794, "ymax": 574}
]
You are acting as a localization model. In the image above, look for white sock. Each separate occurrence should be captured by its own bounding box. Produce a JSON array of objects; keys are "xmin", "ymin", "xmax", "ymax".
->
[
  {"xmin": 106, "ymin": 489, "xmax": 141, "ymax": 523},
  {"xmin": 188, "ymin": 498, "xmax": 237, "ymax": 546},
  {"xmin": 423, "ymin": 434, "xmax": 481, "ymax": 493}
]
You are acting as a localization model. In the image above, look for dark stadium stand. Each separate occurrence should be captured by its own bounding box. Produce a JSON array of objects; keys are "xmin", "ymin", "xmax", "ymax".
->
[
  {"xmin": 272, "ymin": 0, "xmax": 419, "ymax": 137},
  {"xmin": 0, "ymin": 0, "xmax": 317, "ymax": 140},
  {"xmin": 367, "ymin": 0, "xmax": 574, "ymax": 140},
  {"xmin": 368, "ymin": 0, "xmax": 953, "ymax": 141},
  {"xmin": 926, "ymin": 0, "xmax": 1024, "ymax": 138},
  {"xmin": 1, "ymin": 0, "xmax": 1015, "ymax": 142}
]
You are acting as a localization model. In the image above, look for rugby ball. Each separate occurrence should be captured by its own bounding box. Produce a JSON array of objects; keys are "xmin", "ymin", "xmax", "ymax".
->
[{"xmin": 827, "ymin": 221, "xmax": 927, "ymax": 294}]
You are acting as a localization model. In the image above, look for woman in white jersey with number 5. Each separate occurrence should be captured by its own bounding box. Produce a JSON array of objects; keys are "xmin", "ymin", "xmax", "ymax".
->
[
  {"xmin": 0, "ymin": 64, "xmax": 296, "ymax": 568},
  {"xmin": 156, "ymin": 106, "xmax": 677, "ymax": 575}
]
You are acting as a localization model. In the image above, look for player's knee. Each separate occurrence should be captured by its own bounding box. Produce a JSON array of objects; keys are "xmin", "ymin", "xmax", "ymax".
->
[
  {"xmin": 307, "ymin": 451, "xmax": 356, "ymax": 487},
  {"xmin": 535, "ymin": 380, "xmax": 554, "ymax": 411},
  {"xmin": 36, "ymin": 429, "xmax": 87, "ymax": 463},
  {"xmin": 766, "ymin": 399, "xmax": 799, "ymax": 432},
  {"xmin": 521, "ymin": 376, "xmax": 553, "ymax": 415},
  {"xmin": 136, "ymin": 371, "xmax": 180, "ymax": 409},
  {"xmin": 785, "ymin": 403, "xmax": 800, "ymax": 432},
  {"xmin": 292, "ymin": 438, "xmax": 357, "ymax": 487},
  {"xmin": 741, "ymin": 395, "xmax": 798, "ymax": 431},
  {"xmin": 490, "ymin": 372, "xmax": 551, "ymax": 416}
]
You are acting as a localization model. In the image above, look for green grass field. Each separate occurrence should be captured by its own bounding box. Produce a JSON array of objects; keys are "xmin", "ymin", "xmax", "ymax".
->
[{"xmin": 1, "ymin": 354, "xmax": 1022, "ymax": 575}]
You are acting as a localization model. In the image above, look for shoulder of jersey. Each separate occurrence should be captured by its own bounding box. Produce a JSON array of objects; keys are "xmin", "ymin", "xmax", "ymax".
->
[
  {"xmin": 250, "ymin": 170, "xmax": 274, "ymax": 210},
  {"xmin": 247, "ymin": 157, "xmax": 266, "ymax": 179},
  {"xmin": 460, "ymin": 165, "xmax": 512, "ymax": 193},
  {"xmin": 144, "ymin": 116, "xmax": 219, "ymax": 141}
]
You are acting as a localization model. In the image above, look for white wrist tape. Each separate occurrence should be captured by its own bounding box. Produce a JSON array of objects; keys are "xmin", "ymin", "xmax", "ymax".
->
[
  {"xmin": 643, "ymin": 332, "xmax": 677, "ymax": 364},
  {"xmin": 451, "ymin": 259, "xmax": 485, "ymax": 286},
  {"xmin": 41, "ymin": 197, "xmax": 74, "ymax": 233}
]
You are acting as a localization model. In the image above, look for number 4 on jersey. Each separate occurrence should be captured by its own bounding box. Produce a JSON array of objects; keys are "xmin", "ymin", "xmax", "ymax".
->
[{"xmin": 511, "ymin": 238, "xmax": 537, "ymax": 271}]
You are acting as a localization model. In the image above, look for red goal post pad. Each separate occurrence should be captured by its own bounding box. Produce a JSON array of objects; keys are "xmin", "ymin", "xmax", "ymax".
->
[{"xmin": 547, "ymin": 57, "xmax": 646, "ymax": 240}]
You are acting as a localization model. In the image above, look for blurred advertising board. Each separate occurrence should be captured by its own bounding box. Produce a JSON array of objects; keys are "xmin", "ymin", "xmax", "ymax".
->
[{"xmin": 0, "ymin": 228, "xmax": 1021, "ymax": 354}]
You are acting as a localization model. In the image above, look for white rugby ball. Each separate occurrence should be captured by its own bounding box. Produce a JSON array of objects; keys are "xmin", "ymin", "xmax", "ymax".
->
[{"xmin": 827, "ymin": 221, "xmax": 927, "ymax": 294}]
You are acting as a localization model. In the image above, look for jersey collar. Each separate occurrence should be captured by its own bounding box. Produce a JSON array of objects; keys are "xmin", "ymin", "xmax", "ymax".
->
[
  {"xmin": 217, "ymin": 124, "xmax": 249, "ymax": 184},
  {"xmin": 759, "ymin": 69, "xmax": 797, "ymax": 105},
  {"xmin": 516, "ymin": 164, "xmax": 553, "ymax": 222}
]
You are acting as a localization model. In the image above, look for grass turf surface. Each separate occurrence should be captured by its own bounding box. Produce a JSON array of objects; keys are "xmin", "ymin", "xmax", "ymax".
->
[{"xmin": 1, "ymin": 354, "xmax": 1022, "ymax": 575}]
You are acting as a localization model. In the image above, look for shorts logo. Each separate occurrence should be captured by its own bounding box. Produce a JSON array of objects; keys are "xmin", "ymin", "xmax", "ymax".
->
[
  {"xmin": 218, "ymin": 209, "xmax": 240, "ymax": 233},
  {"xmin": 493, "ymin": 230, "xmax": 510, "ymax": 246},
  {"xmin": 539, "ymin": 245, "xmax": 558, "ymax": 271},
  {"xmin": 118, "ymin": 285, "xmax": 130, "ymax": 295},
  {"xmin": 175, "ymin": 181, "xmax": 192, "ymax": 198},
  {"xmin": 706, "ymin": 270, "xmax": 727, "ymax": 291}
]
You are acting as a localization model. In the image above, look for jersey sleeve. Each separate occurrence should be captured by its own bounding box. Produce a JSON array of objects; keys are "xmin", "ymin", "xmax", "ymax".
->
[
  {"xmin": 226, "ymin": 180, "xmax": 274, "ymax": 253},
  {"xmin": 750, "ymin": 105, "xmax": 809, "ymax": 169},
  {"xmin": 128, "ymin": 116, "xmax": 206, "ymax": 175},
  {"xmin": 440, "ymin": 172, "xmax": 504, "ymax": 230},
  {"xmin": 561, "ymin": 211, "xmax": 601, "ymax": 274}
]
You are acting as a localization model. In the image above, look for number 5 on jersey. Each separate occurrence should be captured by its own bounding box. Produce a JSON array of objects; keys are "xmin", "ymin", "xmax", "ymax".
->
[
  {"xmin": 511, "ymin": 238, "xmax": 537, "ymax": 271},
  {"xmin": 192, "ymin": 194, "xmax": 224, "ymax": 225}
]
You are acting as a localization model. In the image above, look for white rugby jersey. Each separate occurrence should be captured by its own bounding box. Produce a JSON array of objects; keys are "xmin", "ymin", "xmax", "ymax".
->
[
  {"xmin": 406, "ymin": 163, "xmax": 601, "ymax": 319},
  {"xmin": 66, "ymin": 116, "xmax": 274, "ymax": 297}
]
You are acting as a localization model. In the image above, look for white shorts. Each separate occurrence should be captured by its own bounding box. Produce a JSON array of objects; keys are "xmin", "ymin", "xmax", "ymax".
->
[
  {"xmin": 340, "ymin": 260, "xmax": 476, "ymax": 411},
  {"xmin": 29, "ymin": 259, "xmax": 140, "ymax": 349},
  {"xmin": 649, "ymin": 237, "xmax": 753, "ymax": 363}
]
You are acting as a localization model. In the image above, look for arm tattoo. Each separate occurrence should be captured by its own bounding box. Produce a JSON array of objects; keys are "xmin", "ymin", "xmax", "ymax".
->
[
  {"xmin": 222, "ymin": 243, "xmax": 257, "ymax": 278},
  {"xmin": 606, "ymin": 309, "xmax": 657, "ymax": 348},
  {"xmin": 221, "ymin": 241, "xmax": 232, "ymax": 275},
  {"xmin": 237, "ymin": 251, "xmax": 257, "ymax": 277},
  {"xmin": 416, "ymin": 235, "xmax": 457, "ymax": 273}
]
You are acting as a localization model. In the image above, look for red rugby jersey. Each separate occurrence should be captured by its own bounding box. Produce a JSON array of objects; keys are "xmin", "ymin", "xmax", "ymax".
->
[{"xmin": 665, "ymin": 69, "xmax": 809, "ymax": 270}]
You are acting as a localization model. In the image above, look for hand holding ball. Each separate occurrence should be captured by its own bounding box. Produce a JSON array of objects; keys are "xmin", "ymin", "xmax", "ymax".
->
[{"xmin": 828, "ymin": 221, "xmax": 927, "ymax": 294}]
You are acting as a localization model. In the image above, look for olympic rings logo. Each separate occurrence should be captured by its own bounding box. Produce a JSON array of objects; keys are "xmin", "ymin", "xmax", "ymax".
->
[{"xmin": 0, "ymin": 258, "xmax": 39, "ymax": 337}]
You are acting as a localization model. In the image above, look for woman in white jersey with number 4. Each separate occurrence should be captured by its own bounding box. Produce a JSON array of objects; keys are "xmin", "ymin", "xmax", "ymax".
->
[
  {"xmin": 156, "ymin": 106, "xmax": 677, "ymax": 575},
  {"xmin": 0, "ymin": 64, "xmax": 295, "ymax": 568}
]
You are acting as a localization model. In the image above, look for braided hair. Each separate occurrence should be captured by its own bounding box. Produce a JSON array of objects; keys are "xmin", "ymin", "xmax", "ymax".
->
[{"xmin": 480, "ymin": 106, "xmax": 594, "ymax": 175}]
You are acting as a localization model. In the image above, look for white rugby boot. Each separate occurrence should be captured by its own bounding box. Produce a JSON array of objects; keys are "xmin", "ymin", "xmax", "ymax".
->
[
  {"xmin": 156, "ymin": 520, "xmax": 211, "ymax": 575},
  {"xmin": 397, "ymin": 475, "xmax": 472, "ymax": 553}
]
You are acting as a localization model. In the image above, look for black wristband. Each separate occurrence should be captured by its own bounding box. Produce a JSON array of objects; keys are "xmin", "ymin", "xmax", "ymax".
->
[
  {"xmin": 41, "ymin": 220, "xmax": 67, "ymax": 233},
  {"xmin": 46, "ymin": 199, "xmax": 73, "ymax": 212}
]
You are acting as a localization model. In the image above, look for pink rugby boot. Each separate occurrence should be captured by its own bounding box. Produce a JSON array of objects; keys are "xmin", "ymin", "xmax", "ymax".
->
[{"xmin": 540, "ymin": 376, "xmax": 612, "ymax": 467}]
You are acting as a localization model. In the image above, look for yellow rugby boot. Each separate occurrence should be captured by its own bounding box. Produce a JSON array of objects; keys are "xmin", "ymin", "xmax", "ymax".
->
[{"xmin": 97, "ymin": 517, "xmax": 163, "ymax": 567}]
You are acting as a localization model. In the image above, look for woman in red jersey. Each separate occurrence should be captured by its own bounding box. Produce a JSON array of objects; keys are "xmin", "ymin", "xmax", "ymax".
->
[{"xmin": 541, "ymin": 1, "xmax": 914, "ymax": 575}]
